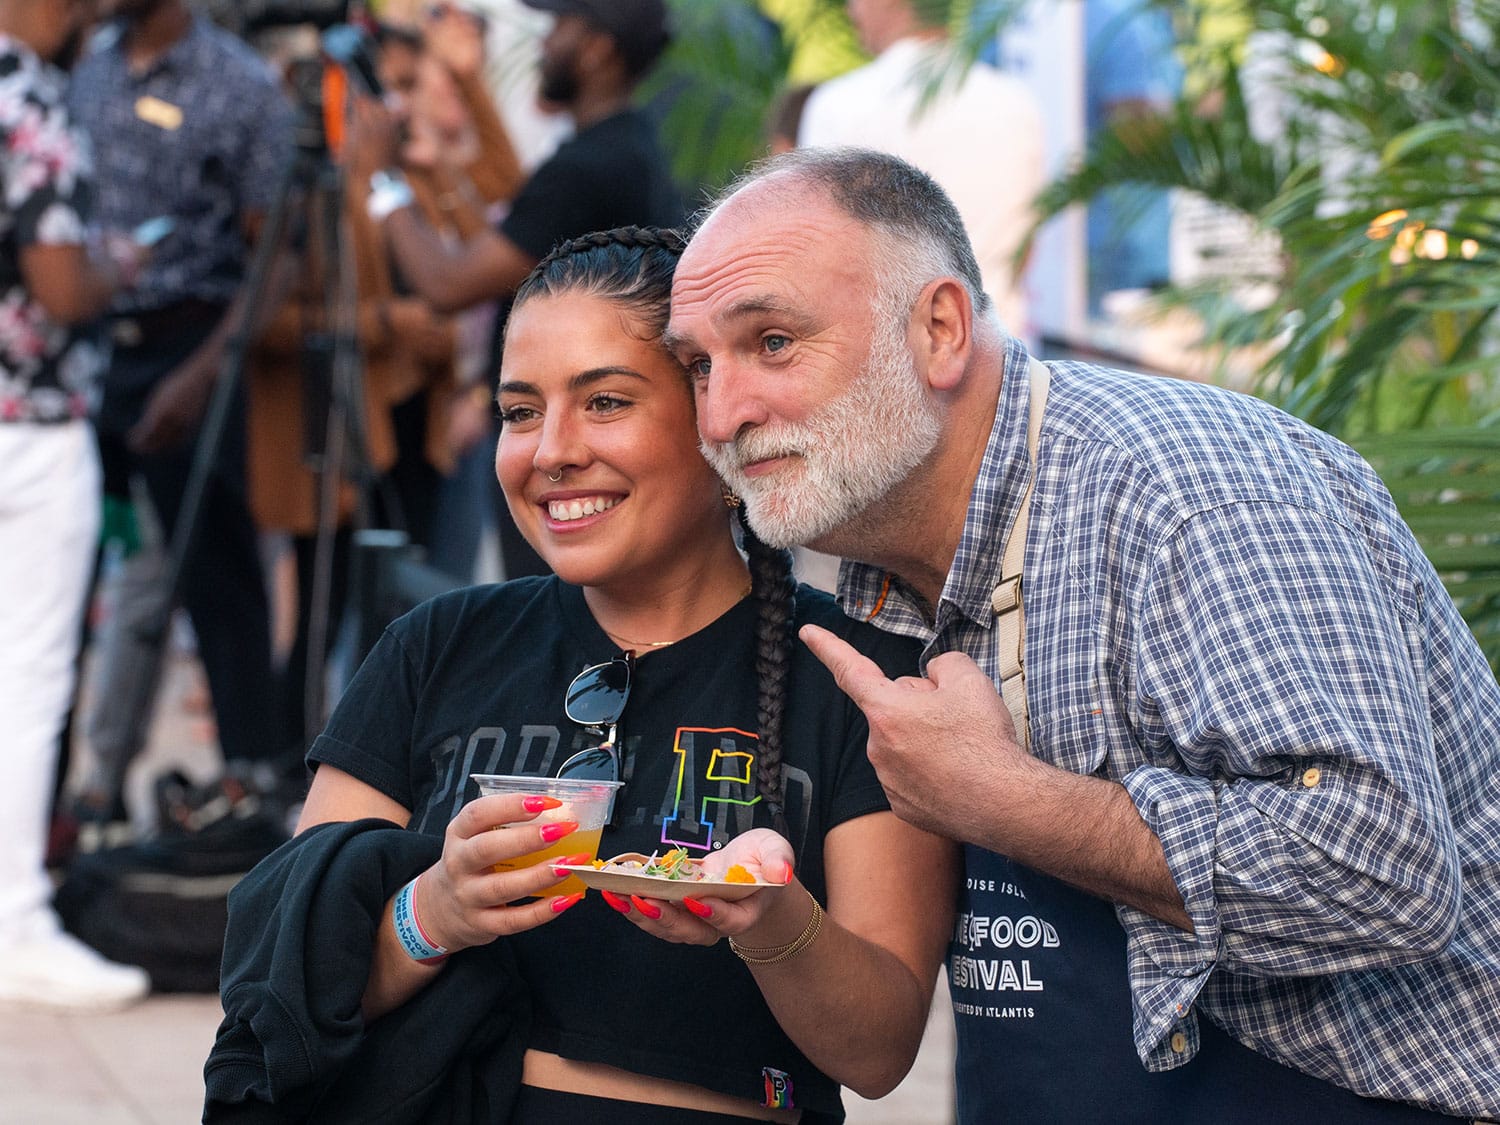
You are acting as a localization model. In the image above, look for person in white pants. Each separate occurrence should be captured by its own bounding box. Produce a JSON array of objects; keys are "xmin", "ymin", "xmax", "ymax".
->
[{"xmin": 0, "ymin": 0, "xmax": 151, "ymax": 1012}]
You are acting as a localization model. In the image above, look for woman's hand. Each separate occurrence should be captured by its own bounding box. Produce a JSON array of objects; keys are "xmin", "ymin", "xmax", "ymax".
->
[
  {"xmin": 343, "ymin": 95, "xmax": 403, "ymax": 182},
  {"xmin": 386, "ymin": 297, "xmax": 454, "ymax": 363},
  {"xmin": 413, "ymin": 792, "xmax": 590, "ymax": 953},
  {"xmin": 423, "ymin": 2, "xmax": 486, "ymax": 80},
  {"xmin": 601, "ymin": 829, "xmax": 807, "ymax": 947},
  {"xmin": 698, "ymin": 827, "xmax": 795, "ymax": 883}
]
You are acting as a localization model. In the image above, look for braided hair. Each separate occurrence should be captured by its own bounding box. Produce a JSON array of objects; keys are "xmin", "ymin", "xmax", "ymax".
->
[
  {"xmin": 510, "ymin": 227, "xmax": 798, "ymax": 837},
  {"xmin": 739, "ymin": 506, "xmax": 796, "ymax": 837},
  {"xmin": 510, "ymin": 225, "xmax": 686, "ymax": 340}
]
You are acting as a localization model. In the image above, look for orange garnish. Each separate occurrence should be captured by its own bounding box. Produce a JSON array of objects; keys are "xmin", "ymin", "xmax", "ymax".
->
[
  {"xmin": 725, "ymin": 865, "xmax": 756, "ymax": 884},
  {"xmin": 591, "ymin": 859, "xmax": 606, "ymax": 868}
]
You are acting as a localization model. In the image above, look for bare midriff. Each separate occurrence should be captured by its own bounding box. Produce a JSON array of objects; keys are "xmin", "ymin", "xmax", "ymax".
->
[{"xmin": 521, "ymin": 1049, "xmax": 803, "ymax": 1123}]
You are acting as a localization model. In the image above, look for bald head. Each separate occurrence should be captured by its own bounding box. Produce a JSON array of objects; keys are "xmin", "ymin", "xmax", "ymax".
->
[{"xmin": 689, "ymin": 147, "xmax": 990, "ymax": 319}]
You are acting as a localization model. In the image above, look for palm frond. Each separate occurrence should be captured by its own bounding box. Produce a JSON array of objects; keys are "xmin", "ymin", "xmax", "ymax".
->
[
  {"xmin": 1019, "ymin": 0, "xmax": 1500, "ymax": 666},
  {"xmin": 1356, "ymin": 429, "xmax": 1500, "ymax": 674}
]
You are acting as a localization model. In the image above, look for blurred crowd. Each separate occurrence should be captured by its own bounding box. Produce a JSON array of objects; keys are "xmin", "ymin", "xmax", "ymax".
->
[
  {"xmin": 1, "ymin": 0, "xmax": 1066, "ymax": 1012},
  {"xmin": 0, "ymin": 0, "xmax": 695, "ymax": 1013}
]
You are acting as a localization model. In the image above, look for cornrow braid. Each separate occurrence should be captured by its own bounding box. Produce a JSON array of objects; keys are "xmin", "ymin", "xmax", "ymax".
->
[
  {"xmin": 509, "ymin": 225, "xmax": 686, "ymax": 343},
  {"xmin": 530, "ymin": 225, "xmax": 687, "ymax": 274},
  {"xmin": 740, "ymin": 505, "xmax": 796, "ymax": 838}
]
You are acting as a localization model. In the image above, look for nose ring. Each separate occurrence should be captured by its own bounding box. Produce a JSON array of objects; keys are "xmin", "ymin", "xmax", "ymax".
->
[{"xmin": 547, "ymin": 469, "xmax": 563, "ymax": 482}]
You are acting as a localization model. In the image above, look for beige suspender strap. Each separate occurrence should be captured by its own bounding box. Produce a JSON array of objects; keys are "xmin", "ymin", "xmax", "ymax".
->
[{"xmin": 990, "ymin": 357, "xmax": 1052, "ymax": 750}]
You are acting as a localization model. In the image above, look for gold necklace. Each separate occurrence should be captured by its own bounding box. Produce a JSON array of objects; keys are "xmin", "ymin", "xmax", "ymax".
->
[
  {"xmin": 604, "ymin": 581, "xmax": 752, "ymax": 651},
  {"xmin": 605, "ymin": 632, "xmax": 677, "ymax": 650}
]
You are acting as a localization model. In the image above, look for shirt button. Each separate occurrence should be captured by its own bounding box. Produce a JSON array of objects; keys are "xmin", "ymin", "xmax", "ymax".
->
[
  {"xmin": 1170, "ymin": 1032, "xmax": 1188, "ymax": 1053},
  {"xmin": 1302, "ymin": 767, "xmax": 1322, "ymax": 788}
]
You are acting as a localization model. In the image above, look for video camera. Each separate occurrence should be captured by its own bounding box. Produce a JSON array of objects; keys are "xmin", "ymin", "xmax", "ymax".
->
[
  {"xmin": 321, "ymin": 23, "xmax": 384, "ymax": 99},
  {"xmin": 282, "ymin": 21, "xmax": 384, "ymax": 157}
]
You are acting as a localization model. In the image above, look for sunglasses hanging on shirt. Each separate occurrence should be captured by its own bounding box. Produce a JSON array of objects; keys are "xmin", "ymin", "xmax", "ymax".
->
[{"xmin": 557, "ymin": 652, "xmax": 634, "ymax": 821}]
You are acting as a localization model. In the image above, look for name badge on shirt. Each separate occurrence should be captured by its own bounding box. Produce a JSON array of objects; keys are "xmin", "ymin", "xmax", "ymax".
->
[{"xmin": 135, "ymin": 96, "xmax": 183, "ymax": 131}]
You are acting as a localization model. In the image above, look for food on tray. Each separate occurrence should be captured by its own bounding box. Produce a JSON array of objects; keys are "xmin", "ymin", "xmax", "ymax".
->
[
  {"xmin": 558, "ymin": 850, "xmax": 783, "ymax": 901},
  {"xmin": 593, "ymin": 849, "xmax": 766, "ymax": 886}
]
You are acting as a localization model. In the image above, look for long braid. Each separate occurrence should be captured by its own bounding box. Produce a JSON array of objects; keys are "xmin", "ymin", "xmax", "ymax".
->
[{"xmin": 740, "ymin": 505, "xmax": 796, "ymax": 838}]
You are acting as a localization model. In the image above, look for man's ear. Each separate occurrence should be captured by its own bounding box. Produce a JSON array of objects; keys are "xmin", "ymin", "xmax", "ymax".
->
[
  {"xmin": 580, "ymin": 27, "xmax": 619, "ymax": 76},
  {"xmin": 913, "ymin": 277, "xmax": 972, "ymax": 392}
]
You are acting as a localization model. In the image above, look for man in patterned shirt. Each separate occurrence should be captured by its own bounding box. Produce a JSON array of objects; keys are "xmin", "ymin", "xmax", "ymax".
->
[
  {"xmin": 669, "ymin": 148, "xmax": 1500, "ymax": 1120},
  {"xmin": 0, "ymin": 0, "xmax": 152, "ymax": 1010},
  {"xmin": 68, "ymin": 0, "xmax": 292, "ymax": 802}
]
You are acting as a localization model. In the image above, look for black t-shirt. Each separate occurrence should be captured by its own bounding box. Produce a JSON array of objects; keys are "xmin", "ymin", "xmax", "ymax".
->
[
  {"xmin": 486, "ymin": 107, "xmax": 684, "ymax": 394},
  {"xmin": 310, "ymin": 577, "xmax": 920, "ymax": 1122},
  {"xmin": 501, "ymin": 107, "xmax": 684, "ymax": 261}
]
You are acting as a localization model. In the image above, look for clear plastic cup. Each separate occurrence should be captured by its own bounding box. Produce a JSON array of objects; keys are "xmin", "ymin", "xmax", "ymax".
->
[{"xmin": 471, "ymin": 774, "xmax": 623, "ymax": 896}]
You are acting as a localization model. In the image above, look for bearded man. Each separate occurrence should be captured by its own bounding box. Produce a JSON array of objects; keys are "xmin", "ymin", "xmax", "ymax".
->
[{"xmin": 665, "ymin": 147, "xmax": 1500, "ymax": 1122}]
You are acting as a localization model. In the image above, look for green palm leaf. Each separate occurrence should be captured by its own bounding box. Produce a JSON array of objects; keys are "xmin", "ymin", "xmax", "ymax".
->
[{"xmin": 1014, "ymin": 0, "xmax": 1500, "ymax": 668}]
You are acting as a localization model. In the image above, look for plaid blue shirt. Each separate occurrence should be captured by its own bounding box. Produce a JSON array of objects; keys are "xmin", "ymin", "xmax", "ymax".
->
[
  {"xmin": 840, "ymin": 337, "xmax": 1500, "ymax": 1116},
  {"xmin": 67, "ymin": 18, "xmax": 291, "ymax": 315}
]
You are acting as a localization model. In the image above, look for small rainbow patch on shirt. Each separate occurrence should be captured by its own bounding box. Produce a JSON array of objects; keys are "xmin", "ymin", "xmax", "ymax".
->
[{"xmin": 762, "ymin": 1067, "xmax": 794, "ymax": 1109}]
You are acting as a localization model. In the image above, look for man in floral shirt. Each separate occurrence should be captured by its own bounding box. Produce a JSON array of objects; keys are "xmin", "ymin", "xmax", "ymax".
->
[{"xmin": 0, "ymin": 0, "xmax": 151, "ymax": 1011}]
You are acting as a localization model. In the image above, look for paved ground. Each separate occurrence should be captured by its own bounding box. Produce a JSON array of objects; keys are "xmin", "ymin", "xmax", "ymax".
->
[
  {"xmin": 0, "ymin": 980, "xmax": 953, "ymax": 1125},
  {"xmin": 2, "ymin": 642, "xmax": 956, "ymax": 1122}
]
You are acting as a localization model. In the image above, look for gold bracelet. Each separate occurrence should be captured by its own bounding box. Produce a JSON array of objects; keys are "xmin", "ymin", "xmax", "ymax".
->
[{"xmin": 729, "ymin": 895, "xmax": 824, "ymax": 966}]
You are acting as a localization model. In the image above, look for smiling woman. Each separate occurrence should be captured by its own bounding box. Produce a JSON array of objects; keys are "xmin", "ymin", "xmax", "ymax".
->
[
  {"xmin": 207, "ymin": 226, "xmax": 958, "ymax": 1123},
  {"xmin": 497, "ymin": 286, "xmax": 737, "ymax": 632}
]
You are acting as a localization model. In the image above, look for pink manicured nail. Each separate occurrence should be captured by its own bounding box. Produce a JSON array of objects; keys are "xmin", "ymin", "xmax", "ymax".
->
[
  {"xmin": 539, "ymin": 820, "xmax": 578, "ymax": 843},
  {"xmin": 630, "ymin": 894, "xmax": 662, "ymax": 920},
  {"xmin": 682, "ymin": 897, "xmax": 712, "ymax": 920},
  {"xmin": 550, "ymin": 892, "xmax": 584, "ymax": 914},
  {"xmin": 551, "ymin": 852, "xmax": 592, "ymax": 876},
  {"xmin": 601, "ymin": 889, "xmax": 631, "ymax": 914},
  {"xmin": 524, "ymin": 795, "xmax": 563, "ymax": 813},
  {"xmin": 779, "ymin": 860, "xmax": 794, "ymax": 885}
]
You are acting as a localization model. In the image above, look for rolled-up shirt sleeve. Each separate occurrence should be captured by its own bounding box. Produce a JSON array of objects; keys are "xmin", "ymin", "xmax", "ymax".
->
[{"xmin": 1116, "ymin": 501, "xmax": 1462, "ymax": 1065}]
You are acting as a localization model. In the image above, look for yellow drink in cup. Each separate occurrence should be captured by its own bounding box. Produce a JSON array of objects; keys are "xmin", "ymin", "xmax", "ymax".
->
[
  {"xmin": 493, "ymin": 826, "xmax": 605, "ymax": 896},
  {"xmin": 471, "ymin": 775, "xmax": 623, "ymax": 897}
]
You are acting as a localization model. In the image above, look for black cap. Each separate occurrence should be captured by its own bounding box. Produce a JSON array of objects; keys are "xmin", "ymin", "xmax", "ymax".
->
[{"xmin": 521, "ymin": 0, "xmax": 671, "ymax": 77}]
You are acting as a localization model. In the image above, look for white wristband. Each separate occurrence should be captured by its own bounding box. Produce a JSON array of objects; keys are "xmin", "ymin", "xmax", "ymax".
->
[
  {"xmin": 367, "ymin": 169, "xmax": 415, "ymax": 222},
  {"xmin": 392, "ymin": 875, "xmax": 448, "ymax": 964}
]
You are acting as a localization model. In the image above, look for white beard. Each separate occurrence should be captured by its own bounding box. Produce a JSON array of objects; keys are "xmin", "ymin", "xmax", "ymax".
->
[{"xmin": 702, "ymin": 310, "xmax": 942, "ymax": 550}]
